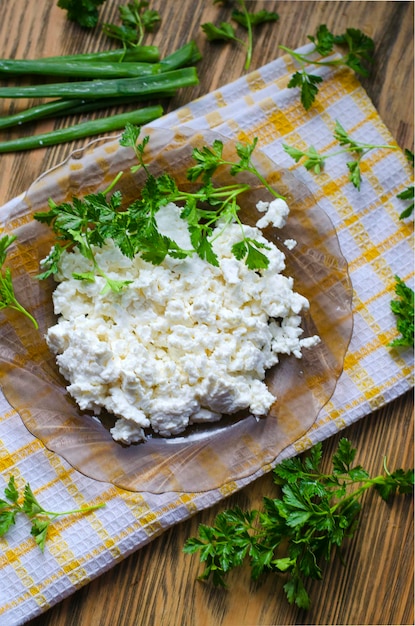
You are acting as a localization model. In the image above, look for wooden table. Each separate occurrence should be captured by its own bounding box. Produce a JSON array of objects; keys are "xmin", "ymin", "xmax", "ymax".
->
[{"xmin": 1, "ymin": 2, "xmax": 413, "ymax": 624}]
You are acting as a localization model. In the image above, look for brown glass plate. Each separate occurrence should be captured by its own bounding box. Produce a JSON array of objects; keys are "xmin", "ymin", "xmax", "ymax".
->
[{"xmin": 0, "ymin": 126, "xmax": 353, "ymax": 493}]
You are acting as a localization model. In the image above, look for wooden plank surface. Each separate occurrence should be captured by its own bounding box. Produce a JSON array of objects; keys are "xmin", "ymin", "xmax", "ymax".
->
[{"xmin": 0, "ymin": 1, "xmax": 413, "ymax": 625}]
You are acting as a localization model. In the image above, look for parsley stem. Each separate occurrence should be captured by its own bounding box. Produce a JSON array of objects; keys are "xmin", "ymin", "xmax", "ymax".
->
[
  {"xmin": 335, "ymin": 144, "xmax": 398, "ymax": 154},
  {"xmin": 38, "ymin": 503, "xmax": 106, "ymax": 517},
  {"xmin": 279, "ymin": 46, "xmax": 357, "ymax": 71},
  {"xmin": 0, "ymin": 237, "xmax": 39, "ymax": 329},
  {"xmin": 103, "ymin": 171, "xmax": 124, "ymax": 195},
  {"xmin": 329, "ymin": 477, "xmax": 384, "ymax": 514},
  {"xmin": 174, "ymin": 184, "xmax": 251, "ymax": 205},
  {"xmin": 210, "ymin": 215, "xmax": 235, "ymax": 243},
  {"xmin": 217, "ymin": 159, "xmax": 285, "ymax": 199},
  {"xmin": 132, "ymin": 4, "xmax": 145, "ymax": 47},
  {"xmin": 246, "ymin": 168, "xmax": 285, "ymax": 198},
  {"xmin": 280, "ymin": 45, "xmax": 308, "ymax": 68},
  {"xmin": 8, "ymin": 302, "xmax": 39, "ymax": 330},
  {"xmin": 238, "ymin": 0, "xmax": 253, "ymax": 70}
]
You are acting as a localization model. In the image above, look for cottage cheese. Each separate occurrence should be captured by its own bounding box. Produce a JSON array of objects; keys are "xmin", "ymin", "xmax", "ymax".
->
[{"xmin": 46, "ymin": 198, "xmax": 319, "ymax": 443}]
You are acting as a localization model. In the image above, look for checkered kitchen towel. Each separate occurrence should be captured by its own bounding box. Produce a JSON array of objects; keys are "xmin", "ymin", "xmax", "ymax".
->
[{"xmin": 0, "ymin": 45, "xmax": 413, "ymax": 624}]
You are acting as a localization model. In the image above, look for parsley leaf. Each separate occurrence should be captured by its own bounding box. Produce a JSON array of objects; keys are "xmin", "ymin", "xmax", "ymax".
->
[
  {"xmin": 333, "ymin": 27, "xmax": 375, "ymax": 76},
  {"xmin": 307, "ymin": 24, "xmax": 335, "ymax": 56},
  {"xmin": 4, "ymin": 475, "xmax": 19, "ymax": 504},
  {"xmin": 0, "ymin": 475, "xmax": 105, "ymax": 551},
  {"xmin": 332, "ymin": 437, "xmax": 357, "ymax": 473},
  {"xmin": 119, "ymin": 121, "xmax": 143, "ymax": 151},
  {"xmin": 0, "ymin": 235, "xmax": 38, "ymax": 328},
  {"xmin": 333, "ymin": 120, "xmax": 364, "ymax": 152},
  {"xmin": 232, "ymin": 8, "xmax": 279, "ymax": 29},
  {"xmin": 287, "ymin": 71, "xmax": 323, "ymax": 111},
  {"xmin": 37, "ymin": 243, "xmax": 67, "ymax": 281},
  {"xmin": 346, "ymin": 159, "xmax": 362, "ymax": 190},
  {"xmin": 375, "ymin": 467, "xmax": 415, "ymax": 501},
  {"xmin": 405, "ymin": 148, "xmax": 415, "ymax": 168},
  {"xmin": 397, "ymin": 186, "xmax": 414, "ymax": 219},
  {"xmin": 231, "ymin": 239, "xmax": 270, "ymax": 270},
  {"xmin": 202, "ymin": 0, "xmax": 278, "ymax": 70},
  {"xmin": 389, "ymin": 275, "xmax": 414, "ymax": 348},
  {"xmin": 397, "ymin": 149, "xmax": 414, "ymax": 219},
  {"xmin": 190, "ymin": 230, "xmax": 219, "ymax": 267},
  {"xmin": 201, "ymin": 21, "xmax": 238, "ymax": 43},
  {"xmin": 283, "ymin": 143, "xmax": 325, "ymax": 174},
  {"xmin": 187, "ymin": 139, "xmax": 226, "ymax": 183},
  {"xmin": 281, "ymin": 25, "xmax": 374, "ymax": 109},
  {"xmin": 184, "ymin": 438, "xmax": 414, "ymax": 609},
  {"xmin": 30, "ymin": 518, "xmax": 51, "ymax": 551},
  {"xmin": 0, "ymin": 477, "xmax": 20, "ymax": 538},
  {"xmin": 57, "ymin": 0, "xmax": 106, "ymax": 29}
]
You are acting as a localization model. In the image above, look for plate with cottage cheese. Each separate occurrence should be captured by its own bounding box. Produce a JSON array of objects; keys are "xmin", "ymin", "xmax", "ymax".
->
[{"xmin": 0, "ymin": 126, "xmax": 353, "ymax": 493}]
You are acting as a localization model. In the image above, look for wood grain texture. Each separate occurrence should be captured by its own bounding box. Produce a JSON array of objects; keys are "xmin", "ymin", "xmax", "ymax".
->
[{"xmin": 0, "ymin": 2, "xmax": 413, "ymax": 625}]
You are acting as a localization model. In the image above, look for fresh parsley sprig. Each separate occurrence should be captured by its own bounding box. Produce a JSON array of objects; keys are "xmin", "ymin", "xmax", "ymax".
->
[
  {"xmin": 35, "ymin": 191, "xmax": 134, "ymax": 294},
  {"xmin": 202, "ymin": 0, "xmax": 279, "ymax": 70},
  {"xmin": 389, "ymin": 276, "xmax": 414, "ymax": 348},
  {"xmin": 0, "ymin": 475, "xmax": 105, "ymax": 551},
  {"xmin": 0, "ymin": 235, "xmax": 38, "ymax": 329},
  {"xmin": 184, "ymin": 438, "xmax": 414, "ymax": 610},
  {"xmin": 102, "ymin": 0, "xmax": 161, "ymax": 49},
  {"xmin": 120, "ymin": 131, "xmax": 280, "ymax": 270},
  {"xmin": 280, "ymin": 24, "xmax": 375, "ymax": 110},
  {"xmin": 35, "ymin": 125, "xmax": 284, "ymax": 289},
  {"xmin": 283, "ymin": 120, "xmax": 398, "ymax": 190}
]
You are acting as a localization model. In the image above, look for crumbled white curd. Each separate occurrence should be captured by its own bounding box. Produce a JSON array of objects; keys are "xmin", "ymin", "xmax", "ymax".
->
[{"xmin": 46, "ymin": 198, "xmax": 319, "ymax": 443}]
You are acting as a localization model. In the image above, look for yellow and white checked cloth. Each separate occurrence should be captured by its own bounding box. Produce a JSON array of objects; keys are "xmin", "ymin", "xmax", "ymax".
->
[{"xmin": 0, "ymin": 45, "xmax": 413, "ymax": 625}]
